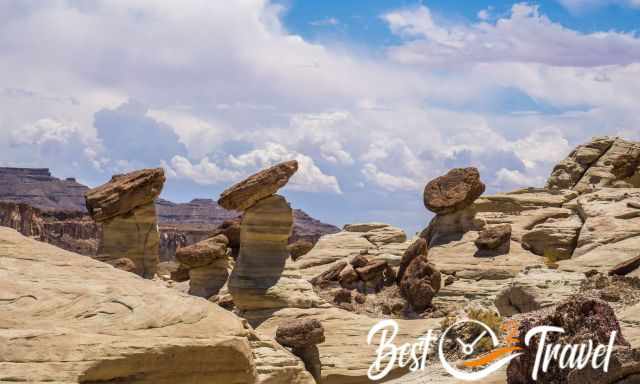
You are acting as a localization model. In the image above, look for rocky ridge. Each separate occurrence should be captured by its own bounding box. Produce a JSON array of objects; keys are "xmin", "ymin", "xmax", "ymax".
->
[{"xmin": 0, "ymin": 168, "xmax": 339, "ymax": 260}]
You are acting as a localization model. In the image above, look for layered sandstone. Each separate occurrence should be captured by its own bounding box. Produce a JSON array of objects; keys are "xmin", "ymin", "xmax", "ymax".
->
[
  {"xmin": 85, "ymin": 168, "xmax": 165, "ymax": 278},
  {"xmin": 0, "ymin": 227, "xmax": 313, "ymax": 384}
]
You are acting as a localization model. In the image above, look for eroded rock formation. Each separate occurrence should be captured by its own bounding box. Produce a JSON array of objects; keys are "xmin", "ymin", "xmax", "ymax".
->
[
  {"xmin": 176, "ymin": 235, "xmax": 230, "ymax": 298},
  {"xmin": 0, "ymin": 227, "xmax": 313, "ymax": 384},
  {"xmin": 85, "ymin": 168, "xmax": 165, "ymax": 278}
]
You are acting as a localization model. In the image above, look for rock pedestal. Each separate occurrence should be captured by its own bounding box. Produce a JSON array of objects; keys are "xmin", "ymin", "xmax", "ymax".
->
[
  {"xmin": 176, "ymin": 235, "xmax": 230, "ymax": 298},
  {"xmin": 85, "ymin": 168, "xmax": 165, "ymax": 278},
  {"xmin": 229, "ymin": 194, "xmax": 293, "ymax": 293},
  {"xmin": 96, "ymin": 202, "xmax": 161, "ymax": 278}
]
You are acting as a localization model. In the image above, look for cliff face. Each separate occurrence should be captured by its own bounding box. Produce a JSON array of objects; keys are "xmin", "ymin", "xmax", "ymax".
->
[
  {"xmin": 0, "ymin": 168, "xmax": 340, "ymax": 260},
  {"xmin": 0, "ymin": 201, "xmax": 98, "ymax": 255},
  {"xmin": 0, "ymin": 167, "xmax": 88, "ymax": 212}
]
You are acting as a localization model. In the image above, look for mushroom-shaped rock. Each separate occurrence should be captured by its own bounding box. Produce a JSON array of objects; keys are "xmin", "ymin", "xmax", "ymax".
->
[
  {"xmin": 399, "ymin": 256, "xmax": 441, "ymax": 312},
  {"xmin": 85, "ymin": 168, "xmax": 165, "ymax": 222},
  {"xmin": 218, "ymin": 160, "xmax": 298, "ymax": 211},
  {"xmin": 423, "ymin": 167, "xmax": 485, "ymax": 214},
  {"xmin": 475, "ymin": 224, "xmax": 512, "ymax": 251},
  {"xmin": 176, "ymin": 235, "xmax": 230, "ymax": 298},
  {"xmin": 85, "ymin": 168, "xmax": 165, "ymax": 278},
  {"xmin": 275, "ymin": 319, "xmax": 325, "ymax": 381}
]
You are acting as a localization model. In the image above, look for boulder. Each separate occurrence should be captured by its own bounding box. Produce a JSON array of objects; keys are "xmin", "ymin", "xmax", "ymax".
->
[
  {"xmin": 175, "ymin": 235, "xmax": 228, "ymax": 268},
  {"xmin": 288, "ymin": 239, "xmax": 314, "ymax": 261},
  {"xmin": 85, "ymin": 168, "xmax": 165, "ymax": 222},
  {"xmin": 399, "ymin": 255, "xmax": 441, "ymax": 312},
  {"xmin": 506, "ymin": 297, "xmax": 628, "ymax": 384},
  {"xmin": 275, "ymin": 318, "xmax": 325, "ymax": 349},
  {"xmin": 475, "ymin": 224, "xmax": 512, "ymax": 251},
  {"xmin": 218, "ymin": 160, "xmax": 298, "ymax": 211},
  {"xmin": 309, "ymin": 261, "xmax": 346, "ymax": 286},
  {"xmin": 423, "ymin": 167, "xmax": 485, "ymax": 214},
  {"xmin": 397, "ymin": 238, "xmax": 427, "ymax": 284},
  {"xmin": 609, "ymin": 254, "xmax": 640, "ymax": 276},
  {"xmin": 0, "ymin": 227, "xmax": 313, "ymax": 384}
]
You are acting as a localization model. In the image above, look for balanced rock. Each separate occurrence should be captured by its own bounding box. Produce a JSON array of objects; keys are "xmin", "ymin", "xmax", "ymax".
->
[
  {"xmin": 399, "ymin": 255, "xmax": 441, "ymax": 312},
  {"xmin": 424, "ymin": 167, "xmax": 485, "ymax": 214},
  {"xmin": 475, "ymin": 223, "xmax": 512, "ymax": 251},
  {"xmin": 85, "ymin": 168, "xmax": 165, "ymax": 222},
  {"xmin": 507, "ymin": 297, "xmax": 628, "ymax": 384},
  {"xmin": 85, "ymin": 168, "xmax": 165, "ymax": 278},
  {"xmin": 176, "ymin": 235, "xmax": 230, "ymax": 298},
  {"xmin": 275, "ymin": 319, "xmax": 325, "ymax": 381},
  {"xmin": 229, "ymin": 194, "xmax": 294, "ymax": 308},
  {"xmin": 218, "ymin": 160, "xmax": 298, "ymax": 211},
  {"xmin": 211, "ymin": 218, "xmax": 241, "ymax": 253}
]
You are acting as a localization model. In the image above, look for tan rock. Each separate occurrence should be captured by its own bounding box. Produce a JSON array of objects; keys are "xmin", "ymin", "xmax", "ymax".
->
[
  {"xmin": 521, "ymin": 214, "xmax": 582, "ymax": 260},
  {"xmin": 96, "ymin": 202, "xmax": 160, "ymax": 278},
  {"xmin": 188, "ymin": 258, "xmax": 230, "ymax": 298},
  {"xmin": 573, "ymin": 137, "xmax": 640, "ymax": 192},
  {"xmin": 229, "ymin": 194, "xmax": 293, "ymax": 294},
  {"xmin": 343, "ymin": 222, "xmax": 390, "ymax": 232},
  {"xmin": 494, "ymin": 267, "xmax": 584, "ymax": 316},
  {"xmin": 363, "ymin": 225, "xmax": 407, "ymax": 245},
  {"xmin": 85, "ymin": 168, "xmax": 165, "ymax": 222},
  {"xmin": 256, "ymin": 307, "xmax": 443, "ymax": 384},
  {"xmin": 0, "ymin": 227, "xmax": 313, "ymax": 384},
  {"xmin": 546, "ymin": 136, "xmax": 615, "ymax": 190},
  {"xmin": 218, "ymin": 160, "xmax": 298, "ymax": 211}
]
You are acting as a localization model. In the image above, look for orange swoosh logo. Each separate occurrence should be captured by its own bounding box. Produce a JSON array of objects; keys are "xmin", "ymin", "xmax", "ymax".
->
[{"xmin": 462, "ymin": 346, "xmax": 523, "ymax": 368}]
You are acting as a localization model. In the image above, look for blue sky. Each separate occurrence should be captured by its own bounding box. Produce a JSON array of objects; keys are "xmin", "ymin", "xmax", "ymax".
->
[
  {"xmin": 1, "ymin": 0, "xmax": 640, "ymax": 234},
  {"xmin": 280, "ymin": 0, "xmax": 640, "ymax": 46}
]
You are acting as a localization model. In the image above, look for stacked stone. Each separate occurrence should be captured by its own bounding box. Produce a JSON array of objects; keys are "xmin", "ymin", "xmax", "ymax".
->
[
  {"xmin": 85, "ymin": 168, "xmax": 165, "ymax": 278},
  {"xmin": 397, "ymin": 167, "xmax": 489, "ymax": 311},
  {"xmin": 175, "ymin": 235, "xmax": 230, "ymax": 298},
  {"xmin": 217, "ymin": 160, "xmax": 298, "ymax": 310}
]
